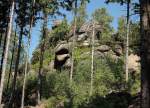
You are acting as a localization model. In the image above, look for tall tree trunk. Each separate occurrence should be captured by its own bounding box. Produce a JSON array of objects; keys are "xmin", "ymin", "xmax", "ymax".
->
[
  {"xmin": 0, "ymin": 29, "xmax": 7, "ymax": 80},
  {"xmin": 140, "ymin": 0, "xmax": 150, "ymax": 108},
  {"xmin": 6, "ymin": 25, "xmax": 17, "ymax": 91},
  {"xmin": 37, "ymin": 13, "xmax": 48, "ymax": 104},
  {"xmin": 70, "ymin": 0, "xmax": 77, "ymax": 84},
  {"xmin": 0, "ymin": 0, "xmax": 15, "ymax": 106},
  {"xmin": 90, "ymin": 20, "xmax": 95, "ymax": 96},
  {"xmin": 9, "ymin": 26, "xmax": 24, "ymax": 107},
  {"xmin": 125, "ymin": 0, "xmax": 130, "ymax": 82},
  {"xmin": 21, "ymin": 51, "xmax": 28, "ymax": 108},
  {"xmin": 21, "ymin": 1, "xmax": 35, "ymax": 107},
  {"xmin": 0, "ymin": 33, "xmax": 3, "ymax": 47}
]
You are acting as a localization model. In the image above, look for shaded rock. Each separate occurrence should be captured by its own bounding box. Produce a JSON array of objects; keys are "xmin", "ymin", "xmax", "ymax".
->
[
  {"xmin": 109, "ymin": 50, "xmax": 120, "ymax": 60},
  {"xmin": 128, "ymin": 93, "xmax": 140, "ymax": 108},
  {"xmin": 114, "ymin": 45, "xmax": 123, "ymax": 56},
  {"xmin": 96, "ymin": 45, "xmax": 110, "ymax": 52},
  {"xmin": 54, "ymin": 42, "xmax": 71, "ymax": 70},
  {"xmin": 128, "ymin": 54, "xmax": 140, "ymax": 73},
  {"xmin": 64, "ymin": 58, "xmax": 72, "ymax": 68},
  {"xmin": 55, "ymin": 42, "xmax": 70, "ymax": 54},
  {"xmin": 79, "ymin": 21, "xmax": 102, "ymax": 33},
  {"xmin": 77, "ymin": 32, "xmax": 88, "ymax": 41},
  {"xmin": 57, "ymin": 54, "xmax": 70, "ymax": 61},
  {"xmin": 82, "ymin": 40, "xmax": 90, "ymax": 47}
]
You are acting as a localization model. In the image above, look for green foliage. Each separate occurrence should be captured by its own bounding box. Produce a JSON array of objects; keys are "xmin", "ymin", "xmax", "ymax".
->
[
  {"xmin": 117, "ymin": 16, "xmax": 126, "ymax": 41},
  {"xmin": 129, "ymin": 21, "xmax": 140, "ymax": 54},
  {"xmin": 75, "ymin": 2, "xmax": 88, "ymax": 31},
  {"xmin": 49, "ymin": 18, "xmax": 70, "ymax": 46},
  {"xmin": 92, "ymin": 8, "xmax": 114, "ymax": 42},
  {"xmin": 30, "ymin": 45, "xmax": 140, "ymax": 108},
  {"xmin": 117, "ymin": 16, "xmax": 140, "ymax": 54},
  {"xmin": 31, "ymin": 49, "xmax": 40, "ymax": 65}
]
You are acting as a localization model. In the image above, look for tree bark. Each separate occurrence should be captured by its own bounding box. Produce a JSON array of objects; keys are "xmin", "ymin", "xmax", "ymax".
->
[
  {"xmin": 21, "ymin": 1, "xmax": 35, "ymax": 107},
  {"xmin": 0, "ymin": 29, "xmax": 7, "ymax": 80},
  {"xmin": 0, "ymin": 33, "xmax": 3, "ymax": 47},
  {"xmin": 125, "ymin": 0, "xmax": 130, "ymax": 82},
  {"xmin": 140, "ymin": 0, "xmax": 150, "ymax": 108},
  {"xmin": 0, "ymin": 0, "xmax": 15, "ymax": 106},
  {"xmin": 6, "ymin": 25, "xmax": 17, "ymax": 91},
  {"xmin": 8, "ymin": 26, "xmax": 24, "ymax": 107},
  {"xmin": 70, "ymin": 0, "xmax": 77, "ymax": 85},
  {"xmin": 90, "ymin": 20, "xmax": 95, "ymax": 96},
  {"xmin": 37, "ymin": 13, "xmax": 48, "ymax": 104}
]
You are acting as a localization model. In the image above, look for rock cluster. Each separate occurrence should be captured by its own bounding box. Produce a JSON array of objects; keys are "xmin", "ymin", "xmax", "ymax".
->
[{"xmin": 50, "ymin": 22, "xmax": 140, "ymax": 74}]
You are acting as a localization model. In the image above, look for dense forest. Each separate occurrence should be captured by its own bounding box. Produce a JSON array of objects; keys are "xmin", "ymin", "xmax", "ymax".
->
[{"xmin": 0, "ymin": 0, "xmax": 150, "ymax": 108}]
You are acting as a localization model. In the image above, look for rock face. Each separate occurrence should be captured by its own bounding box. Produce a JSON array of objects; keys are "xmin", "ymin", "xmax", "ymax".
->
[
  {"xmin": 82, "ymin": 40, "xmax": 90, "ymax": 47},
  {"xmin": 68, "ymin": 21, "xmax": 102, "ymax": 41},
  {"xmin": 79, "ymin": 21, "xmax": 102, "ymax": 33},
  {"xmin": 128, "ymin": 54, "xmax": 140, "ymax": 73},
  {"xmin": 114, "ymin": 45, "xmax": 123, "ymax": 56},
  {"xmin": 54, "ymin": 42, "xmax": 71, "ymax": 70},
  {"xmin": 77, "ymin": 32, "xmax": 88, "ymax": 42},
  {"xmin": 96, "ymin": 45, "xmax": 110, "ymax": 52},
  {"xmin": 50, "ymin": 21, "xmax": 140, "ymax": 73}
]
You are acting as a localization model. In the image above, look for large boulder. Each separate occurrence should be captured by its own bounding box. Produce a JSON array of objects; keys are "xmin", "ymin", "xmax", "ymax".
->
[
  {"xmin": 77, "ymin": 32, "xmax": 88, "ymax": 41},
  {"xmin": 54, "ymin": 42, "xmax": 71, "ymax": 70},
  {"xmin": 79, "ymin": 21, "xmax": 102, "ymax": 33},
  {"xmin": 82, "ymin": 40, "xmax": 90, "ymax": 47},
  {"xmin": 128, "ymin": 54, "xmax": 140, "ymax": 73},
  {"xmin": 114, "ymin": 45, "xmax": 123, "ymax": 56},
  {"xmin": 96, "ymin": 45, "xmax": 110, "ymax": 52},
  {"xmin": 55, "ymin": 42, "xmax": 70, "ymax": 53},
  {"xmin": 63, "ymin": 58, "xmax": 72, "ymax": 68}
]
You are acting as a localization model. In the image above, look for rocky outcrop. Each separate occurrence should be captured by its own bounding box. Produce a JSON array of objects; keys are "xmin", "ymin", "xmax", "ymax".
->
[
  {"xmin": 79, "ymin": 21, "xmax": 102, "ymax": 33},
  {"xmin": 68, "ymin": 21, "xmax": 102, "ymax": 41},
  {"xmin": 54, "ymin": 42, "xmax": 71, "ymax": 70},
  {"xmin": 114, "ymin": 45, "xmax": 123, "ymax": 56},
  {"xmin": 128, "ymin": 54, "xmax": 140, "ymax": 73},
  {"xmin": 49, "ymin": 21, "xmax": 140, "ymax": 73},
  {"xmin": 96, "ymin": 45, "xmax": 110, "ymax": 52}
]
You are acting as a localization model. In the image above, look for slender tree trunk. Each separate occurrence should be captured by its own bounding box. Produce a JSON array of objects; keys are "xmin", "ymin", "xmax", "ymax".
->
[
  {"xmin": 125, "ymin": 0, "xmax": 130, "ymax": 82},
  {"xmin": 9, "ymin": 26, "xmax": 24, "ymax": 107},
  {"xmin": 0, "ymin": 29, "xmax": 7, "ymax": 80},
  {"xmin": 6, "ymin": 25, "xmax": 17, "ymax": 91},
  {"xmin": 37, "ymin": 13, "xmax": 48, "ymax": 104},
  {"xmin": 90, "ymin": 20, "xmax": 95, "ymax": 96},
  {"xmin": 21, "ymin": 1, "xmax": 35, "ymax": 107},
  {"xmin": 70, "ymin": 0, "xmax": 77, "ymax": 84},
  {"xmin": 140, "ymin": 0, "xmax": 150, "ymax": 108},
  {"xmin": 0, "ymin": 0, "xmax": 15, "ymax": 106},
  {"xmin": 21, "ymin": 52, "xmax": 28, "ymax": 108},
  {"xmin": 0, "ymin": 33, "xmax": 3, "ymax": 47}
]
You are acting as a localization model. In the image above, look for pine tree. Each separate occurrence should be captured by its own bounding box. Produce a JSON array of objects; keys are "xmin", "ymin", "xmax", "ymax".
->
[
  {"xmin": 21, "ymin": 0, "xmax": 36, "ymax": 107},
  {"xmin": 70, "ymin": 0, "xmax": 77, "ymax": 84},
  {"xmin": 125, "ymin": 0, "xmax": 130, "ymax": 82},
  {"xmin": 90, "ymin": 20, "xmax": 95, "ymax": 96},
  {"xmin": 37, "ymin": 12, "xmax": 48, "ymax": 104},
  {"xmin": 140, "ymin": 0, "xmax": 150, "ymax": 107},
  {"xmin": 0, "ymin": 0, "xmax": 15, "ymax": 106}
]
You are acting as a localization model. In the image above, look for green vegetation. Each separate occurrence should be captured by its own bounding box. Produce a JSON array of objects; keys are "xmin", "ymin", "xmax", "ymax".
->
[{"xmin": 0, "ymin": 0, "xmax": 144, "ymax": 107}]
